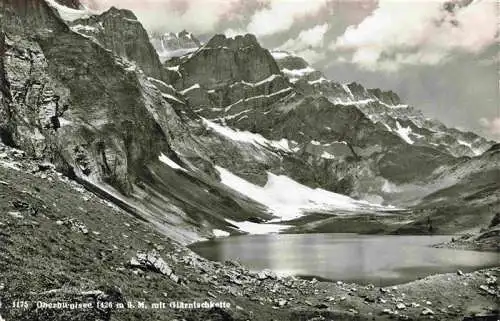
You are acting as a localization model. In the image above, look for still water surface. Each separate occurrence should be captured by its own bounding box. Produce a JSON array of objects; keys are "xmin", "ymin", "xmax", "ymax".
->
[{"xmin": 190, "ymin": 234, "xmax": 500, "ymax": 286}]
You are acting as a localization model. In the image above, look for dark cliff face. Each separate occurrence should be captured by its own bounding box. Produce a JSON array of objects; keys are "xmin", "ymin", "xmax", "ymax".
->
[
  {"xmin": 0, "ymin": 0, "xmax": 68, "ymax": 35},
  {"xmin": 0, "ymin": 32, "xmax": 10, "ymax": 100},
  {"xmin": 274, "ymin": 54, "xmax": 309, "ymax": 71},
  {"xmin": 0, "ymin": 31, "xmax": 13, "ymax": 145},
  {"xmin": 70, "ymin": 7, "xmax": 164, "ymax": 80},
  {"xmin": 0, "ymin": 2, "xmax": 171, "ymax": 193},
  {"xmin": 366, "ymin": 88, "xmax": 401, "ymax": 105},
  {"xmin": 55, "ymin": 0, "xmax": 81, "ymax": 9},
  {"xmin": 177, "ymin": 34, "xmax": 282, "ymax": 88},
  {"xmin": 0, "ymin": 0, "xmax": 272, "ymax": 242}
]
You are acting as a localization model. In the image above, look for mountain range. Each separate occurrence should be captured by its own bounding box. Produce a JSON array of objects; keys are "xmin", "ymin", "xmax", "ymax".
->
[
  {"xmin": 1, "ymin": 1, "xmax": 499, "ymax": 321},
  {"xmin": 1, "ymin": 0, "xmax": 498, "ymax": 242}
]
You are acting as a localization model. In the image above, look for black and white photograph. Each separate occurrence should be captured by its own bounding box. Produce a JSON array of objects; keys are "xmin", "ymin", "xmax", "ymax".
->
[{"xmin": 0, "ymin": 0, "xmax": 498, "ymax": 320}]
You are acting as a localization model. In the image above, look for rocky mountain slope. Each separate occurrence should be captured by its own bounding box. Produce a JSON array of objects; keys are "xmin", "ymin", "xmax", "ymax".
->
[
  {"xmin": 0, "ymin": 1, "xmax": 277, "ymax": 244},
  {"xmin": 270, "ymin": 50, "xmax": 494, "ymax": 158},
  {"xmin": 1, "ymin": 0, "xmax": 497, "ymax": 239}
]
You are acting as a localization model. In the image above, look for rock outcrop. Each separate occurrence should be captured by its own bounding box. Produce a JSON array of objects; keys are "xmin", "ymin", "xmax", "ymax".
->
[
  {"xmin": 54, "ymin": 0, "xmax": 81, "ymax": 9},
  {"xmin": 177, "ymin": 34, "xmax": 282, "ymax": 89},
  {"xmin": 69, "ymin": 7, "xmax": 164, "ymax": 79}
]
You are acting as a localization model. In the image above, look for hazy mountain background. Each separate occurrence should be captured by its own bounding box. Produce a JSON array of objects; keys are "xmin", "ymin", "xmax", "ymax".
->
[{"xmin": 80, "ymin": 0, "xmax": 499, "ymax": 141}]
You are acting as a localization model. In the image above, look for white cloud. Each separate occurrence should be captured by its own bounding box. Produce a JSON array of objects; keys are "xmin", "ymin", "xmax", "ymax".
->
[
  {"xmin": 83, "ymin": 0, "xmax": 331, "ymax": 37},
  {"xmin": 296, "ymin": 49, "xmax": 326, "ymax": 64},
  {"xmin": 281, "ymin": 23, "xmax": 329, "ymax": 49},
  {"xmin": 82, "ymin": 0, "xmax": 243, "ymax": 34},
  {"xmin": 331, "ymin": 0, "xmax": 498, "ymax": 71},
  {"xmin": 246, "ymin": 0, "xmax": 330, "ymax": 37},
  {"xmin": 479, "ymin": 117, "xmax": 500, "ymax": 138},
  {"xmin": 278, "ymin": 23, "xmax": 329, "ymax": 64},
  {"xmin": 224, "ymin": 28, "xmax": 246, "ymax": 38}
]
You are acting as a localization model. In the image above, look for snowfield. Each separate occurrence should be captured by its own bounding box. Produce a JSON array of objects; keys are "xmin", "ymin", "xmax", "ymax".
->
[
  {"xmin": 45, "ymin": 0, "xmax": 95, "ymax": 21},
  {"xmin": 216, "ymin": 166, "xmax": 391, "ymax": 222},
  {"xmin": 395, "ymin": 121, "xmax": 415, "ymax": 144},
  {"xmin": 225, "ymin": 219, "xmax": 291, "ymax": 235},
  {"xmin": 212, "ymin": 229, "xmax": 230, "ymax": 238},
  {"xmin": 159, "ymin": 153, "xmax": 187, "ymax": 172},
  {"xmin": 202, "ymin": 118, "xmax": 292, "ymax": 152}
]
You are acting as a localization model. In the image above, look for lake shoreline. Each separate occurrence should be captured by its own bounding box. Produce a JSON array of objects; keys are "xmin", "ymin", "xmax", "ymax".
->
[{"xmin": 191, "ymin": 233, "xmax": 500, "ymax": 288}]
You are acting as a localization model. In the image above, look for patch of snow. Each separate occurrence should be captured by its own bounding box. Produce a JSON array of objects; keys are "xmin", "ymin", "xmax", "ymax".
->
[
  {"xmin": 245, "ymin": 87, "xmax": 293, "ymax": 103},
  {"xmin": 202, "ymin": 119, "xmax": 291, "ymax": 152},
  {"xmin": 235, "ymin": 74, "xmax": 281, "ymax": 87},
  {"xmin": 342, "ymin": 84, "xmax": 355, "ymax": 99},
  {"xmin": 147, "ymin": 77, "xmax": 177, "ymax": 91},
  {"xmin": 273, "ymin": 139, "xmax": 291, "ymax": 151},
  {"xmin": 123, "ymin": 17, "xmax": 139, "ymax": 23},
  {"xmin": 58, "ymin": 117, "xmax": 73, "ymax": 127},
  {"xmin": 253, "ymin": 74, "xmax": 281, "ymax": 86},
  {"xmin": 282, "ymin": 67, "xmax": 315, "ymax": 78},
  {"xmin": 212, "ymin": 229, "xmax": 230, "ymax": 238},
  {"xmin": 321, "ymin": 151, "xmax": 335, "ymax": 159},
  {"xmin": 457, "ymin": 140, "xmax": 472, "ymax": 148},
  {"xmin": 70, "ymin": 24, "xmax": 99, "ymax": 33},
  {"xmin": 225, "ymin": 109, "xmax": 251, "ymax": 120},
  {"xmin": 165, "ymin": 65, "xmax": 181, "ymax": 77},
  {"xmin": 395, "ymin": 121, "xmax": 414, "ymax": 144},
  {"xmin": 224, "ymin": 87, "xmax": 293, "ymax": 112},
  {"xmin": 411, "ymin": 132, "xmax": 425, "ymax": 139},
  {"xmin": 180, "ymin": 83, "xmax": 201, "ymax": 95},
  {"xmin": 226, "ymin": 219, "xmax": 290, "ymax": 235},
  {"xmin": 166, "ymin": 65, "xmax": 180, "ymax": 72},
  {"xmin": 308, "ymin": 77, "xmax": 328, "ymax": 85},
  {"xmin": 45, "ymin": 0, "xmax": 94, "ymax": 21},
  {"xmin": 224, "ymin": 99, "xmax": 244, "ymax": 112},
  {"xmin": 161, "ymin": 93, "xmax": 185, "ymax": 104},
  {"xmin": 382, "ymin": 180, "xmax": 400, "ymax": 193},
  {"xmin": 216, "ymin": 166, "xmax": 388, "ymax": 221},
  {"xmin": 457, "ymin": 140, "xmax": 483, "ymax": 156},
  {"xmin": 159, "ymin": 153, "xmax": 187, "ymax": 172},
  {"xmin": 158, "ymin": 47, "xmax": 198, "ymax": 62},
  {"xmin": 382, "ymin": 123, "xmax": 393, "ymax": 132},
  {"xmin": 387, "ymin": 104, "xmax": 409, "ymax": 109},
  {"xmin": 331, "ymin": 98, "xmax": 375, "ymax": 106},
  {"xmin": 311, "ymin": 140, "xmax": 321, "ymax": 146},
  {"xmin": 270, "ymin": 51, "xmax": 291, "ymax": 60}
]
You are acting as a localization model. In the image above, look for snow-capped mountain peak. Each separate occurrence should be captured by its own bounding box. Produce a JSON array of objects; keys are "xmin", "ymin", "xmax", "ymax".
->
[{"xmin": 150, "ymin": 30, "xmax": 201, "ymax": 62}]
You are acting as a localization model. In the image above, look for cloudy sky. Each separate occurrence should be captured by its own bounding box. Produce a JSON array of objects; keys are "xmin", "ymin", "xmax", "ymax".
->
[{"xmin": 82, "ymin": 0, "xmax": 499, "ymax": 141}]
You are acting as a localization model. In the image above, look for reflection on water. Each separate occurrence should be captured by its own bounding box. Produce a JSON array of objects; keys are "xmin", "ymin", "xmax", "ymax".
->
[{"xmin": 190, "ymin": 234, "xmax": 500, "ymax": 286}]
